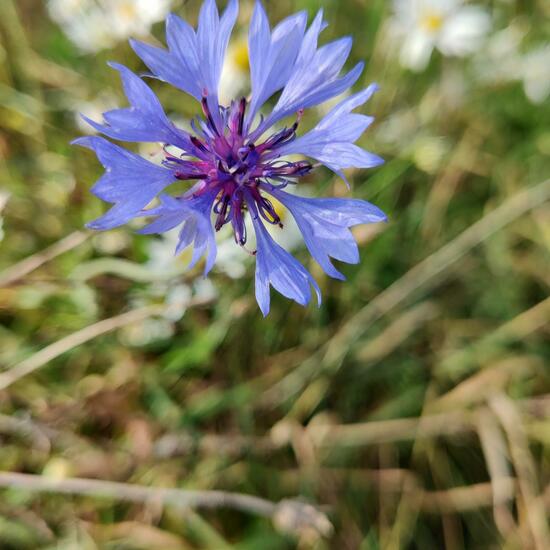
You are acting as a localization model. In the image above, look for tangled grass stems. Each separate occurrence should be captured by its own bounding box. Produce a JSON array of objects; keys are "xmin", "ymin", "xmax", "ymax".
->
[{"xmin": 263, "ymin": 178, "xmax": 550, "ymax": 408}]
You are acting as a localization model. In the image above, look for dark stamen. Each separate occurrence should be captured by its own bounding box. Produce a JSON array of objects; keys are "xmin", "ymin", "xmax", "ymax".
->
[
  {"xmin": 190, "ymin": 136, "xmax": 209, "ymax": 154},
  {"xmin": 201, "ymin": 96, "xmax": 220, "ymax": 136},
  {"xmin": 175, "ymin": 172, "xmax": 208, "ymax": 180},
  {"xmin": 214, "ymin": 193, "xmax": 231, "ymax": 231},
  {"xmin": 237, "ymin": 97, "xmax": 246, "ymax": 136}
]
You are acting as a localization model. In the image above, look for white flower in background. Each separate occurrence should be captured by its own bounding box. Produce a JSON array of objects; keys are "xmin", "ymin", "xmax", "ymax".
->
[
  {"xmin": 73, "ymin": 93, "xmax": 118, "ymax": 135},
  {"xmin": 108, "ymin": 0, "xmax": 173, "ymax": 40},
  {"xmin": 192, "ymin": 278, "xmax": 218, "ymax": 303},
  {"xmin": 119, "ymin": 316, "xmax": 175, "ymax": 347},
  {"xmin": 267, "ymin": 194, "xmax": 304, "ymax": 252},
  {"xmin": 412, "ymin": 136, "xmax": 450, "ymax": 173},
  {"xmin": 47, "ymin": 0, "xmax": 112, "ymax": 53},
  {"xmin": 473, "ymin": 23, "xmax": 525, "ymax": 84},
  {"xmin": 146, "ymin": 226, "xmax": 250, "ymax": 281},
  {"xmin": 520, "ymin": 45, "xmax": 550, "ymax": 104},
  {"xmin": 219, "ymin": 36, "xmax": 250, "ymax": 106},
  {"xmin": 390, "ymin": 0, "xmax": 491, "ymax": 71},
  {"xmin": 47, "ymin": 0, "xmax": 172, "ymax": 53},
  {"xmin": 215, "ymin": 229, "xmax": 250, "ymax": 279},
  {"xmin": 145, "ymin": 228, "xmax": 184, "ymax": 275},
  {"xmin": 163, "ymin": 279, "xmax": 218, "ymax": 322},
  {"xmin": 474, "ymin": 23, "xmax": 550, "ymax": 105},
  {"xmin": 92, "ymin": 229, "xmax": 130, "ymax": 255},
  {"xmin": 121, "ymin": 277, "xmax": 216, "ymax": 345},
  {"xmin": 164, "ymin": 284, "xmax": 192, "ymax": 322},
  {"xmin": 0, "ymin": 191, "xmax": 10, "ymax": 243}
]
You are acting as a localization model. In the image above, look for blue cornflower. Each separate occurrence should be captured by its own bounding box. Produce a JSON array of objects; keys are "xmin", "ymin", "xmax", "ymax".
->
[{"xmin": 74, "ymin": 0, "xmax": 387, "ymax": 316}]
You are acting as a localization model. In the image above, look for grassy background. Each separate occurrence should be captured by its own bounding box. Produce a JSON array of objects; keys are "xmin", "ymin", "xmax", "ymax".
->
[{"xmin": 0, "ymin": 0, "xmax": 549, "ymax": 548}]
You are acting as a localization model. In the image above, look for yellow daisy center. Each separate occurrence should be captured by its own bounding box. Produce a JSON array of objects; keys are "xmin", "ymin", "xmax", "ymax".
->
[
  {"xmin": 421, "ymin": 13, "xmax": 444, "ymax": 33},
  {"xmin": 232, "ymin": 40, "xmax": 249, "ymax": 72},
  {"xmin": 118, "ymin": 3, "xmax": 137, "ymax": 20}
]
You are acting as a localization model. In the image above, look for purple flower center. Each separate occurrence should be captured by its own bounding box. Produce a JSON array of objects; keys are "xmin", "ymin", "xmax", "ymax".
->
[{"xmin": 163, "ymin": 95, "xmax": 312, "ymax": 247}]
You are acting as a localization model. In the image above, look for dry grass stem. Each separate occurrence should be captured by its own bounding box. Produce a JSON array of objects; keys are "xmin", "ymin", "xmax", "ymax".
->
[
  {"xmin": 0, "ymin": 471, "xmax": 332, "ymax": 538},
  {"xmin": 355, "ymin": 301, "xmax": 440, "ymax": 363},
  {"xmin": 306, "ymin": 410, "xmax": 475, "ymax": 447},
  {"xmin": 437, "ymin": 296, "xmax": 550, "ymax": 379},
  {"xmin": 476, "ymin": 408, "xmax": 517, "ymax": 537},
  {"xmin": 0, "ymin": 230, "xmax": 90, "ymax": 288},
  {"xmin": 490, "ymin": 394, "xmax": 550, "ymax": 550},
  {"xmin": 0, "ymin": 304, "xmax": 165, "ymax": 390}
]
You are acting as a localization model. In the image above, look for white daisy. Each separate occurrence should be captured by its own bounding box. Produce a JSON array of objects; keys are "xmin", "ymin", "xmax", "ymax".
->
[
  {"xmin": 47, "ymin": 0, "xmax": 172, "ymax": 54},
  {"xmin": 390, "ymin": 0, "xmax": 491, "ymax": 71},
  {"xmin": 105, "ymin": 0, "xmax": 173, "ymax": 41},
  {"xmin": 164, "ymin": 283, "xmax": 193, "ymax": 322},
  {"xmin": 521, "ymin": 45, "xmax": 550, "ymax": 105},
  {"xmin": 219, "ymin": 36, "xmax": 250, "ymax": 106},
  {"xmin": 474, "ymin": 22, "xmax": 525, "ymax": 84},
  {"xmin": 474, "ymin": 24, "xmax": 550, "ymax": 105}
]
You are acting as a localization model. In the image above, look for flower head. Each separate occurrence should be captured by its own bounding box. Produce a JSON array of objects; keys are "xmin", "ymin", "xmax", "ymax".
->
[
  {"xmin": 75, "ymin": 0, "xmax": 386, "ymax": 315},
  {"xmin": 390, "ymin": 0, "xmax": 491, "ymax": 71}
]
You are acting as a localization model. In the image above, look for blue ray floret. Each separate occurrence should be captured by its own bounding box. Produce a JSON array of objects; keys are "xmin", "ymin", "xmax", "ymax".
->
[{"xmin": 74, "ymin": 0, "xmax": 387, "ymax": 316}]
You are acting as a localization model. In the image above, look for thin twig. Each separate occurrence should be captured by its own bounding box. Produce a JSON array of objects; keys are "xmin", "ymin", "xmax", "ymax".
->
[
  {"xmin": 419, "ymin": 480, "xmax": 517, "ymax": 515},
  {"xmin": 490, "ymin": 395, "xmax": 550, "ymax": 550},
  {"xmin": 437, "ymin": 296, "xmax": 550, "ymax": 380},
  {"xmin": 305, "ymin": 410, "xmax": 476, "ymax": 447},
  {"xmin": 0, "ymin": 471, "xmax": 332, "ymax": 537},
  {"xmin": 476, "ymin": 408, "xmax": 517, "ymax": 538},
  {"xmin": 70, "ymin": 257, "xmax": 189, "ymax": 283},
  {"xmin": 0, "ymin": 471, "xmax": 274, "ymax": 515},
  {"xmin": 0, "ymin": 412, "xmax": 88, "ymax": 452},
  {"xmin": 263, "ymin": 178, "xmax": 550, "ymax": 407},
  {"xmin": 355, "ymin": 301, "xmax": 440, "ymax": 363},
  {"xmin": 0, "ymin": 231, "xmax": 90, "ymax": 287},
  {"xmin": 0, "ymin": 305, "xmax": 164, "ymax": 391},
  {"xmin": 433, "ymin": 355, "xmax": 543, "ymax": 411},
  {"xmin": 0, "ymin": 413, "xmax": 52, "ymax": 453}
]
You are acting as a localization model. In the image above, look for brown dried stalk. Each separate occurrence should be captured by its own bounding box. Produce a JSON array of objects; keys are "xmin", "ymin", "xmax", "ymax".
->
[{"xmin": 0, "ymin": 471, "xmax": 332, "ymax": 538}]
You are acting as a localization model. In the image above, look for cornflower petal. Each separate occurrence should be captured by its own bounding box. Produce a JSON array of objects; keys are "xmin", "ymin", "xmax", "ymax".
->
[
  {"xmin": 139, "ymin": 192, "xmax": 218, "ymax": 275},
  {"xmin": 73, "ymin": 136, "xmax": 177, "ymax": 230},
  {"xmin": 130, "ymin": 0, "xmax": 238, "ymax": 114},
  {"xmin": 82, "ymin": 63, "xmax": 192, "ymax": 151},
  {"xmin": 275, "ymin": 85, "xmax": 384, "ymax": 172},
  {"xmin": 250, "ymin": 206, "xmax": 321, "ymax": 317},
  {"xmin": 268, "ymin": 188, "xmax": 387, "ymax": 279},
  {"xmin": 251, "ymin": 10, "xmax": 364, "ymax": 138},
  {"xmin": 247, "ymin": 1, "xmax": 307, "ymax": 125}
]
